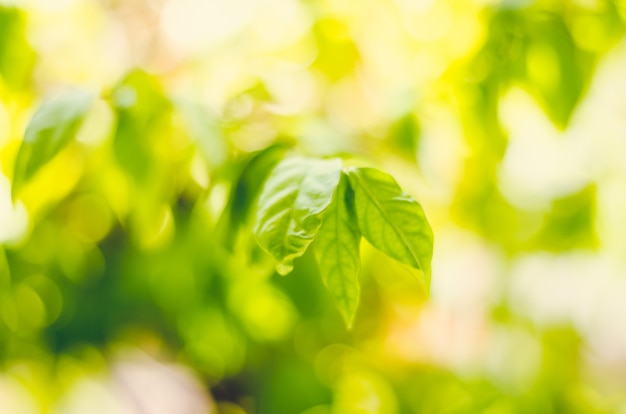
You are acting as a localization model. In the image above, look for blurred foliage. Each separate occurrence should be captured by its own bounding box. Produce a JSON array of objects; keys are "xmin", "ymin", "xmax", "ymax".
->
[{"xmin": 2, "ymin": 0, "xmax": 626, "ymax": 413}]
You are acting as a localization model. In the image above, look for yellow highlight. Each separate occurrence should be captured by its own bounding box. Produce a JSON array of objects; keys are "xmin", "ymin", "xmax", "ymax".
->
[
  {"xmin": 526, "ymin": 42, "xmax": 560, "ymax": 93},
  {"xmin": 18, "ymin": 145, "xmax": 84, "ymax": 221}
]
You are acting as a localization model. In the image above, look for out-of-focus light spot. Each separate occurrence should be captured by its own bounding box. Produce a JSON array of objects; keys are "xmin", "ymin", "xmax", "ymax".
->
[
  {"xmin": 26, "ymin": 0, "xmax": 111, "ymax": 86},
  {"xmin": 332, "ymin": 371, "xmax": 397, "ymax": 414},
  {"xmin": 111, "ymin": 351, "xmax": 215, "ymax": 414},
  {"xmin": 526, "ymin": 42, "xmax": 560, "ymax": 93},
  {"xmin": 190, "ymin": 152, "xmax": 209, "ymax": 189},
  {"xmin": 412, "ymin": 49, "xmax": 448, "ymax": 84},
  {"xmin": 508, "ymin": 253, "xmax": 602, "ymax": 327},
  {"xmin": 314, "ymin": 344, "xmax": 354, "ymax": 387},
  {"xmin": 56, "ymin": 378, "xmax": 131, "ymax": 414},
  {"xmin": 327, "ymin": 76, "xmax": 381, "ymax": 132},
  {"xmin": 394, "ymin": 0, "xmax": 436, "ymax": 13},
  {"xmin": 417, "ymin": 105, "xmax": 467, "ymax": 202},
  {"xmin": 263, "ymin": 66, "xmax": 319, "ymax": 115},
  {"xmin": 386, "ymin": 306, "xmax": 488, "ymax": 373},
  {"xmin": 446, "ymin": 13, "xmax": 484, "ymax": 58},
  {"xmin": 136, "ymin": 205, "xmax": 174, "ymax": 250},
  {"xmin": 57, "ymin": 234, "xmax": 87, "ymax": 281},
  {"xmin": 0, "ymin": 376, "xmax": 39, "ymax": 414},
  {"xmin": 351, "ymin": 3, "xmax": 414, "ymax": 92},
  {"xmin": 112, "ymin": 85, "xmax": 137, "ymax": 108},
  {"xmin": 571, "ymin": 41, "xmax": 626, "ymax": 257},
  {"xmin": 498, "ymin": 88, "xmax": 592, "ymax": 209},
  {"xmin": 597, "ymin": 177, "xmax": 626, "ymax": 257},
  {"xmin": 571, "ymin": 16, "xmax": 606, "ymax": 52},
  {"xmin": 204, "ymin": 182, "xmax": 228, "ymax": 222},
  {"xmin": 586, "ymin": 275, "xmax": 626, "ymax": 366},
  {"xmin": 174, "ymin": 99, "xmax": 226, "ymax": 169},
  {"xmin": 65, "ymin": 194, "xmax": 113, "ymax": 243},
  {"xmin": 229, "ymin": 282, "xmax": 297, "ymax": 342},
  {"xmin": 293, "ymin": 319, "xmax": 327, "ymax": 360},
  {"xmin": 400, "ymin": 0, "xmax": 452, "ymax": 41},
  {"xmin": 180, "ymin": 307, "xmax": 245, "ymax": 379},
  {"xmin": 1, "ymin": 296, "xmax": 19, "ymax": 332},
  {"xmin": 24, "ymin": 274, "xmax": 63, "ymax": 326},
  {"xmin": 161, "ymin": 0, "xmax": 259, "ymax": 55},
  {"xmin": 430, "ymin": 230, "xmax": 500, "ymax": 313},
  {"xmin": 229, "ymin": 122, "xmax": 277, "ymax": 152},
  {"xmin": 0, "ymin": 175, "xmax": 28, "ymax": 244},
  {"xmin": 22, "ymin": 0, "xmax": 78, "ymax": 12},
  {"xmin": 247, "ymin": 0, "xmax": 312, "ymax": 51},
  {"xmin": 14, "ymin": 283, "xmax": 46, "ymax": 328},
  {"xmin": 508, "ymin": 252, "xmax": 626, "ymax": 366},
  {"xmin": 0, "ymin": 101, "xmax": 10, "ymax": 147},
  {"xmin": 571, "ymin": 0, "xmax": 602, "ymax": 9},
  {"xmin": 260, "ymin": 32, "xmax": 318, "ymax": 69},
  {"xmin": 297, "ymin": 118, "xmax": 351, "ymax": 156},
  {"xmin": 190, "ymin": 56, "xmax": 253, "ymax": 111},
  {"xmin": 225, "ymin": 95, "xmax": 254, "ymax": 120},
  {"xmin": 100, "ymin": 166, "xmax": 131, "ymax": 220},
  {"xmin": 57, "ymin": 351, "xmax": 216, "ymax": 414},
  {"xmin": 76, "ymin": 99, "xmax": 114, "ymax": 147},
  {"xmin": 18, "ymin": 145, "xmax": 84, "ymax": 219},
  {"xmin": 485, "ymin": 327, "xmax": 541, "ymax": 392}
]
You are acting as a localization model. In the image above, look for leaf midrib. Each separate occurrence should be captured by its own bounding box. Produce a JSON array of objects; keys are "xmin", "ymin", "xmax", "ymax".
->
[
  {"xmin": 279, "ymin": 168, "xmax": 309, "ymax": 258},
  {"xmin": 351, "ymin": 170, "xmax": 422, "ymax": 270},
  {"xmin": 324, "ymin": 188, "xmax": 357, "ymax": 324},
  {"xmin": 332, "ymin": 191, "xmax": 350, "ymax": 305}
]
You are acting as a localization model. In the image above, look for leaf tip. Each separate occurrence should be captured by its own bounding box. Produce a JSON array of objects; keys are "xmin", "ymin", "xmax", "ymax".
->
[
  {"xmin": 342, "ymin": 313, "xmax": 356, "ymax": 330},
  {"xmin": 276, "ymin": 261, "xmax": 294, "ymax": 276}
]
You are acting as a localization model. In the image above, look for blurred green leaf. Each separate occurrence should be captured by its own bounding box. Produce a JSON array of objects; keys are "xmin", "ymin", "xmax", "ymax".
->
[
  {"xmin": 531, "ymin": 185, "xmax": 597, "ymax": 251},
  {"xmin": 474, "ymin": 9, "xmax": 593, "ymax": 129},
  {"xmin": 254, "ymin": 156, "xmax": 342, "ymax": 275},
  {"xmin": 4, "ymin": 2, "xmax": 626, "ymax": 411},
  {"xmin": 314, "ymin": 173, "xmax": 361, "ymax": 328},
  {"xmin": 522, "ymin": 14, "xmax": 591, "ymax": 129},
  {"xmin": 387, "ymin": 113, "xmax": 421, "ymax": 160},
  {"xmin": 111, "ymin": 70, "xmax": 172, "ymax": 184},
  {"xmin": 12, "ymin": 89, "xmax": 94, "ymax": 198},
  {"xmin": 175, "ymin": 99, "xmax": 227, "ymax": 170},
  {"xmin": 0, "ymin": 6, "xmax": 35, "ymax": 90},
  {"xmin": 217, "ymin": 144, "xmax": 287, "ymax": 250},
  {"xmin": 347, "ymin": 167, "xmax": 433, "ymax": 287}
]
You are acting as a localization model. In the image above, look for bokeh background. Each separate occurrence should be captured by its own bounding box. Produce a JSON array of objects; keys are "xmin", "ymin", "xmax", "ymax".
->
[{"xmin": 2, "ymin": 0, "xmax": 626, "ymax": 412}]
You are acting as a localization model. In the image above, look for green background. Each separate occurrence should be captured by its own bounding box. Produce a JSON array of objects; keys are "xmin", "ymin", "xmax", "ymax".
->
[{"xmin": 1, "ymin": 0, "xmax": 626, "ymax": 412}]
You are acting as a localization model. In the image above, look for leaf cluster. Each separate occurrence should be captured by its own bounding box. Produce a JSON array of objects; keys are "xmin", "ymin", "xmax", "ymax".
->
[{"xmin": 254, "ymin": 156, "xmax": 434, "ymax": 326}]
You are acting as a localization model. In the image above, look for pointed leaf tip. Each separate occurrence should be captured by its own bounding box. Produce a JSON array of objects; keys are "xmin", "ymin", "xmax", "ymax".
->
[{"xmin": 347, "ymin": 167, "xmax": 433, "ymax": 289}]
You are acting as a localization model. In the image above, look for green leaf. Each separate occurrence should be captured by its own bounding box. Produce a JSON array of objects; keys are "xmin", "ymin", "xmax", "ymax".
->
[
  {"xmin": 12, "ymin": 89, "xmax": 95, "ymax": 198},
  {"xmin": 347, "ymin": 167, "xmax": 434, "ymax": 287},
  {"xmin": 0, "ymin": 6, "xmax": 36, "ymax": 91},
  {"xmin": 315, "ymin": 173, "xmax": 361, "ymax": 327},
  {"xmin": 254, "ymin": 156, "xmax": 342, "ymax": 275},
  {"xmin": 111, "ymin": 70, "xmax": 171, "ymax": 184},
  {"xmin": 175, "ymin": 99, "xmax": 227, "ymax": 170}
]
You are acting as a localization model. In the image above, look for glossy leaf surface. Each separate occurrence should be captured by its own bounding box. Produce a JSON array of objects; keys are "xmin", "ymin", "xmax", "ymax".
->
[
  {"xmin": 314, "ymin": 173, "xmax": 361, "ymax": 327},
  {"xmin": 254, "ymin": 156, "xmax": 342, "ymax": 274},
  {"xmin": 347, "ymin": 167, "xmax": 434, "ymax": 287}
]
